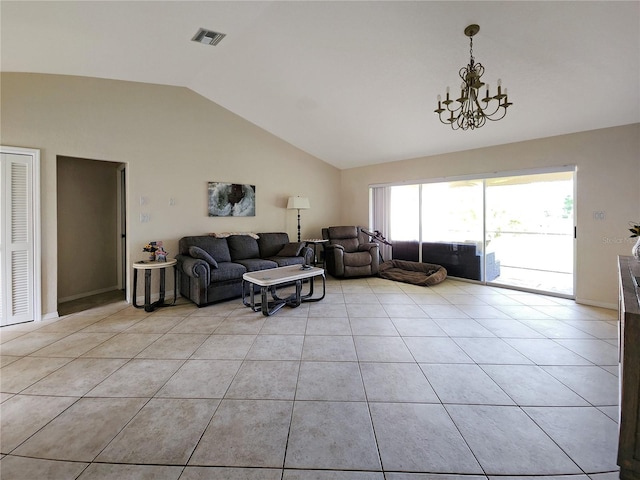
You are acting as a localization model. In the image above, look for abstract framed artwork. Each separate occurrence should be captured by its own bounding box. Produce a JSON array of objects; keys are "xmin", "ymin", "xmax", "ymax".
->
[{"xmin": 208, "ymin": 182, "xmax": 256, "ymax": 217}]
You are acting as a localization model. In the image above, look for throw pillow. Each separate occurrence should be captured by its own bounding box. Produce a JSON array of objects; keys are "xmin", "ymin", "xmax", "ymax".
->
[
  {"xmin": 277, "ymin": 242, "xmax": 304, "ymax": 257},
  {"xmin": 188, "ymin": 246, "xmax": 218, "ymax": 268}
]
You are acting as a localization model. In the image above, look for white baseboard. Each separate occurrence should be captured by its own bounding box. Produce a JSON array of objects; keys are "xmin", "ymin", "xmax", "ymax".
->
[
  {"xmin": 58, "ymin": 286, "xmax": 120, "ymax": 304},
  {"xmin": 42, "ymin": 311, "xmax": 59, "ymax": 321},
  {"xmin": 575, "ymin": 297, "xmax": 617, "ymax": 310}
]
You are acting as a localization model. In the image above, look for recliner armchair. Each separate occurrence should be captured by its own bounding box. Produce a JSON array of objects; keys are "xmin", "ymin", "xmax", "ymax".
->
[{"xmin": 321, "ymin": 226, "xmax": 379, "ymax": 278}]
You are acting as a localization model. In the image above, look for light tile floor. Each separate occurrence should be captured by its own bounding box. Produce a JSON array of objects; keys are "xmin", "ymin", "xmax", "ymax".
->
[{"xmin": 0, "ymin": 277, "xmax": 621, "ymax": 480}]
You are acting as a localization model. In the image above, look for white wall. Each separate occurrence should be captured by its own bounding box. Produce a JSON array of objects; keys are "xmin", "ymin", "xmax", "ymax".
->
[
  {"xmin": 1, "ymin": 73, "xmax": 342, "ymax": 318},
  {"xmin": 340, "ymin": 124, "xmax": 640, "ymax": 307},
  {"xmin": 2, "ymin": 72, "xmax": 637, "ymax": 312}
]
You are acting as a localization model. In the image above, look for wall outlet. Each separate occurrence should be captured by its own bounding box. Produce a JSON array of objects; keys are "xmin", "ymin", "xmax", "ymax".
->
[
  {"xmin": 169, "ymin": 198, "xmax": 176, "ymax": 206},
  {"xmin": 140, "ymin": 213, "xmax": 150, "ymax": 223},
  {"xmin": 593, "ymin": 211, "xmax": 606, "ymax": 220}
]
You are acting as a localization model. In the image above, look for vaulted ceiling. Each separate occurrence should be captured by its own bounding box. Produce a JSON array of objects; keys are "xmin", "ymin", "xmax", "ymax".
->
[{"xmin": 2, "ymin": 1, "xmax": 639, "ymax": 169}]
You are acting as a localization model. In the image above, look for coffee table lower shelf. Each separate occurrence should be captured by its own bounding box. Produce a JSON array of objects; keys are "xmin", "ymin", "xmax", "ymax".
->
[{"xmin": 242, "ymin": 265, "xmax": 325, "ymax": 316}]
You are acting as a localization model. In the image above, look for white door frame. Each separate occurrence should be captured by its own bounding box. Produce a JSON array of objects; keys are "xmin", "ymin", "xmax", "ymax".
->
[
  {"xmin": 118, "ymin": 163, "xmax": 130, "ymax": 303},
  {"xmin": 0, "ymin": 145, "xmax": 42, "ymax": 325}
]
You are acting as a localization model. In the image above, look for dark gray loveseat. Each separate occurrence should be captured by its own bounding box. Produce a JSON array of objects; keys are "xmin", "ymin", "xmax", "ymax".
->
[{"xmin": 176, "ymin": 233, "xmax": 313, "ymax": 307}]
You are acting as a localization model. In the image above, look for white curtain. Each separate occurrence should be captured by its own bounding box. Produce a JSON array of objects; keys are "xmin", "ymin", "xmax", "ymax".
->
[{"xmin": 369, "ymin": 186, "xmax": 393, "ymax": 262}]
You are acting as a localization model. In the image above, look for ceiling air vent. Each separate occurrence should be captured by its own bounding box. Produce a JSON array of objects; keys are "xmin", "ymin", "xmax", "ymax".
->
[{"xmin": 191, "ymin": 28, "xmax": 226, "ymax": 46}]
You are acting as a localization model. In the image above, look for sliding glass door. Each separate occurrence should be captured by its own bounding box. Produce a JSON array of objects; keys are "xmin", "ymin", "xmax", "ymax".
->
[
  {"xmin": 372, "ymin": 168, "xmax": 575, "ymax": 297},
  {"xmin": 485, "ymin": 172, "xmax": 574, "ymax": 295},
  {"xmin": 421, "ymin": 180, "xmax": 484, "ymax": 280}
]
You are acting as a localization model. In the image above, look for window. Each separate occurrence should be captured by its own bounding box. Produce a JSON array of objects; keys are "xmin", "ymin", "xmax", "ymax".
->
[{"xmin": 370, "ymin": 168, "xmax": 575, "ymax": 297}]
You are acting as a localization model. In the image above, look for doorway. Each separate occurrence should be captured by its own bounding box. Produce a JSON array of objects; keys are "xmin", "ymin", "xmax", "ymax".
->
[{"xmin": 57, "ymin": 156, "xmax": 126, "ymax": 315}]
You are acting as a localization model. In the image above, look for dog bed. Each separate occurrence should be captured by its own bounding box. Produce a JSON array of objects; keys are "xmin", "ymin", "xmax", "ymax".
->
[{"xmin": 378, "ymin": 259, "xmax": 447, "ymax": 286}]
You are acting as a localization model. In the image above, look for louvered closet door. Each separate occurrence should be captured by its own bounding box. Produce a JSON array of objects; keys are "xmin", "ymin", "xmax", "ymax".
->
[{"xmin": 1, "ymin": 151, "xmax": 39, "ymax": 326}]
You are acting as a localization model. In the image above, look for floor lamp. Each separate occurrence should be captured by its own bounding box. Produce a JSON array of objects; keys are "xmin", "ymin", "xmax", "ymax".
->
[{"xmin": 287, "ymin": 196, "xmax": 310, "ymax": 242}]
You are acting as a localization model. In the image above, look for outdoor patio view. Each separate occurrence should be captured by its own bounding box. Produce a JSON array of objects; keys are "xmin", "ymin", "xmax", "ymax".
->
[{"xmin": 386, "ymin": 170, "xmax": 575, "ymax": 297}]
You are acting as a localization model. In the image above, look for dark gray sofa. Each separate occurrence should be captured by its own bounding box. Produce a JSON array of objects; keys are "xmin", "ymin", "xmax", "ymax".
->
[{"xmin": 176, "ymin": 233, "xmax": 313, "ymax": 306}]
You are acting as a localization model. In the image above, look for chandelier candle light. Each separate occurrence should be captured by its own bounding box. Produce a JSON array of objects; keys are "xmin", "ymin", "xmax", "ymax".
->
[{"xmin": 435, "ymin": 24, "xmax": 512, "ymax": 130}]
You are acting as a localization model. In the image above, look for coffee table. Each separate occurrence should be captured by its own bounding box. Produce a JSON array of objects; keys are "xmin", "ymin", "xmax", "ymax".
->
[{"xmin": 242, "ymin": 265, "xmax": 325, "ymax": 316}]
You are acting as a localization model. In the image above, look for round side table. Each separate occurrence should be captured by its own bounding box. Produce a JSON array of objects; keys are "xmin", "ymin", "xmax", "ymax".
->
[{"xmin": 132, "ymin": 259, "xmax": 177, "ymax": 312}]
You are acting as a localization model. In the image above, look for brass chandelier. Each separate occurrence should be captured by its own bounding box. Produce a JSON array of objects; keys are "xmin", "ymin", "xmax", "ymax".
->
[{"xmin": 435, "ymin": 24, "xmax": 512, "ymax": 130}]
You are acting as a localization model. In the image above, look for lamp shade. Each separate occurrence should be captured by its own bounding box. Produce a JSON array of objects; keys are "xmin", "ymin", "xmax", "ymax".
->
[{"xmin": 287, "ymin": 196, "xmax": 310, "ymax": 210}]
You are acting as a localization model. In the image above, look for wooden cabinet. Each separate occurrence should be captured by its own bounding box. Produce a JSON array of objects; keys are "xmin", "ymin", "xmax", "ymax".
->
[{"xmin": 618, "ymin": 256, "xmax": 640, "ymax": 480}]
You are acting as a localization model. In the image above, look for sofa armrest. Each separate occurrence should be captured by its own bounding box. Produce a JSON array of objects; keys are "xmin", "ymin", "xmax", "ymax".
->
[
  {"xmin": 358, "ymin": 243, "xmax": 379, "ymax": 274},
  {"xmin": 358, "ymin": 242, "xmax": 378, "ymax": 252},
  {"xmin": 323, "ymin": 244, "xmax": 345, "ymax": 276},
  {"xmin": 300, "ymin": 246, "xmax": 314, "ymax": 266},
  {"xmin": 176, "ymin": 254, "xmax": 210, "ymax": 286}
]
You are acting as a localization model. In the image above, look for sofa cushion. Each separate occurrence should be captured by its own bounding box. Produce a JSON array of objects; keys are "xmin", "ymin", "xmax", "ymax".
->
[
  {"xmin": 328, "ymin": 226, "xmax": 358, "ymax": 239},
  {"xmin": 188, "ymin": 246, "xmax": 218, "ymax": 268},
  {"xmin": 269, "ymin": 256, "xmax": 305, "ymax": 267},
  {"xmin": 235, "ymin": 258, "xmax": 278, "ymax": 272},
  {"xmin": 343, "ymin": 251, "xmax": 372, "ymax": 267},
  {"xmin": 332, "ymin": 238, "xmax": 359, "ymax": 253},
  {"xmin": 277, "ymin": 242, "xmax": 304, "ymax": 257},
  {"xmin": 210, "ymin": 262, "xmax": 247, "ymax": 282},
  {"xmin": 327, "ymin": 226, "xmax": 360, "ymax": 253},
  {"xmin": 257, "ymin": 232, "xmax": 290, "ymax": 258},
  {"xmin": 227, "ymin": 235, "xmax": 260, "ymax": 261},
  {"xmin": 179, "ymin": 236, "xmax": 231, "ymax": 263}
]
